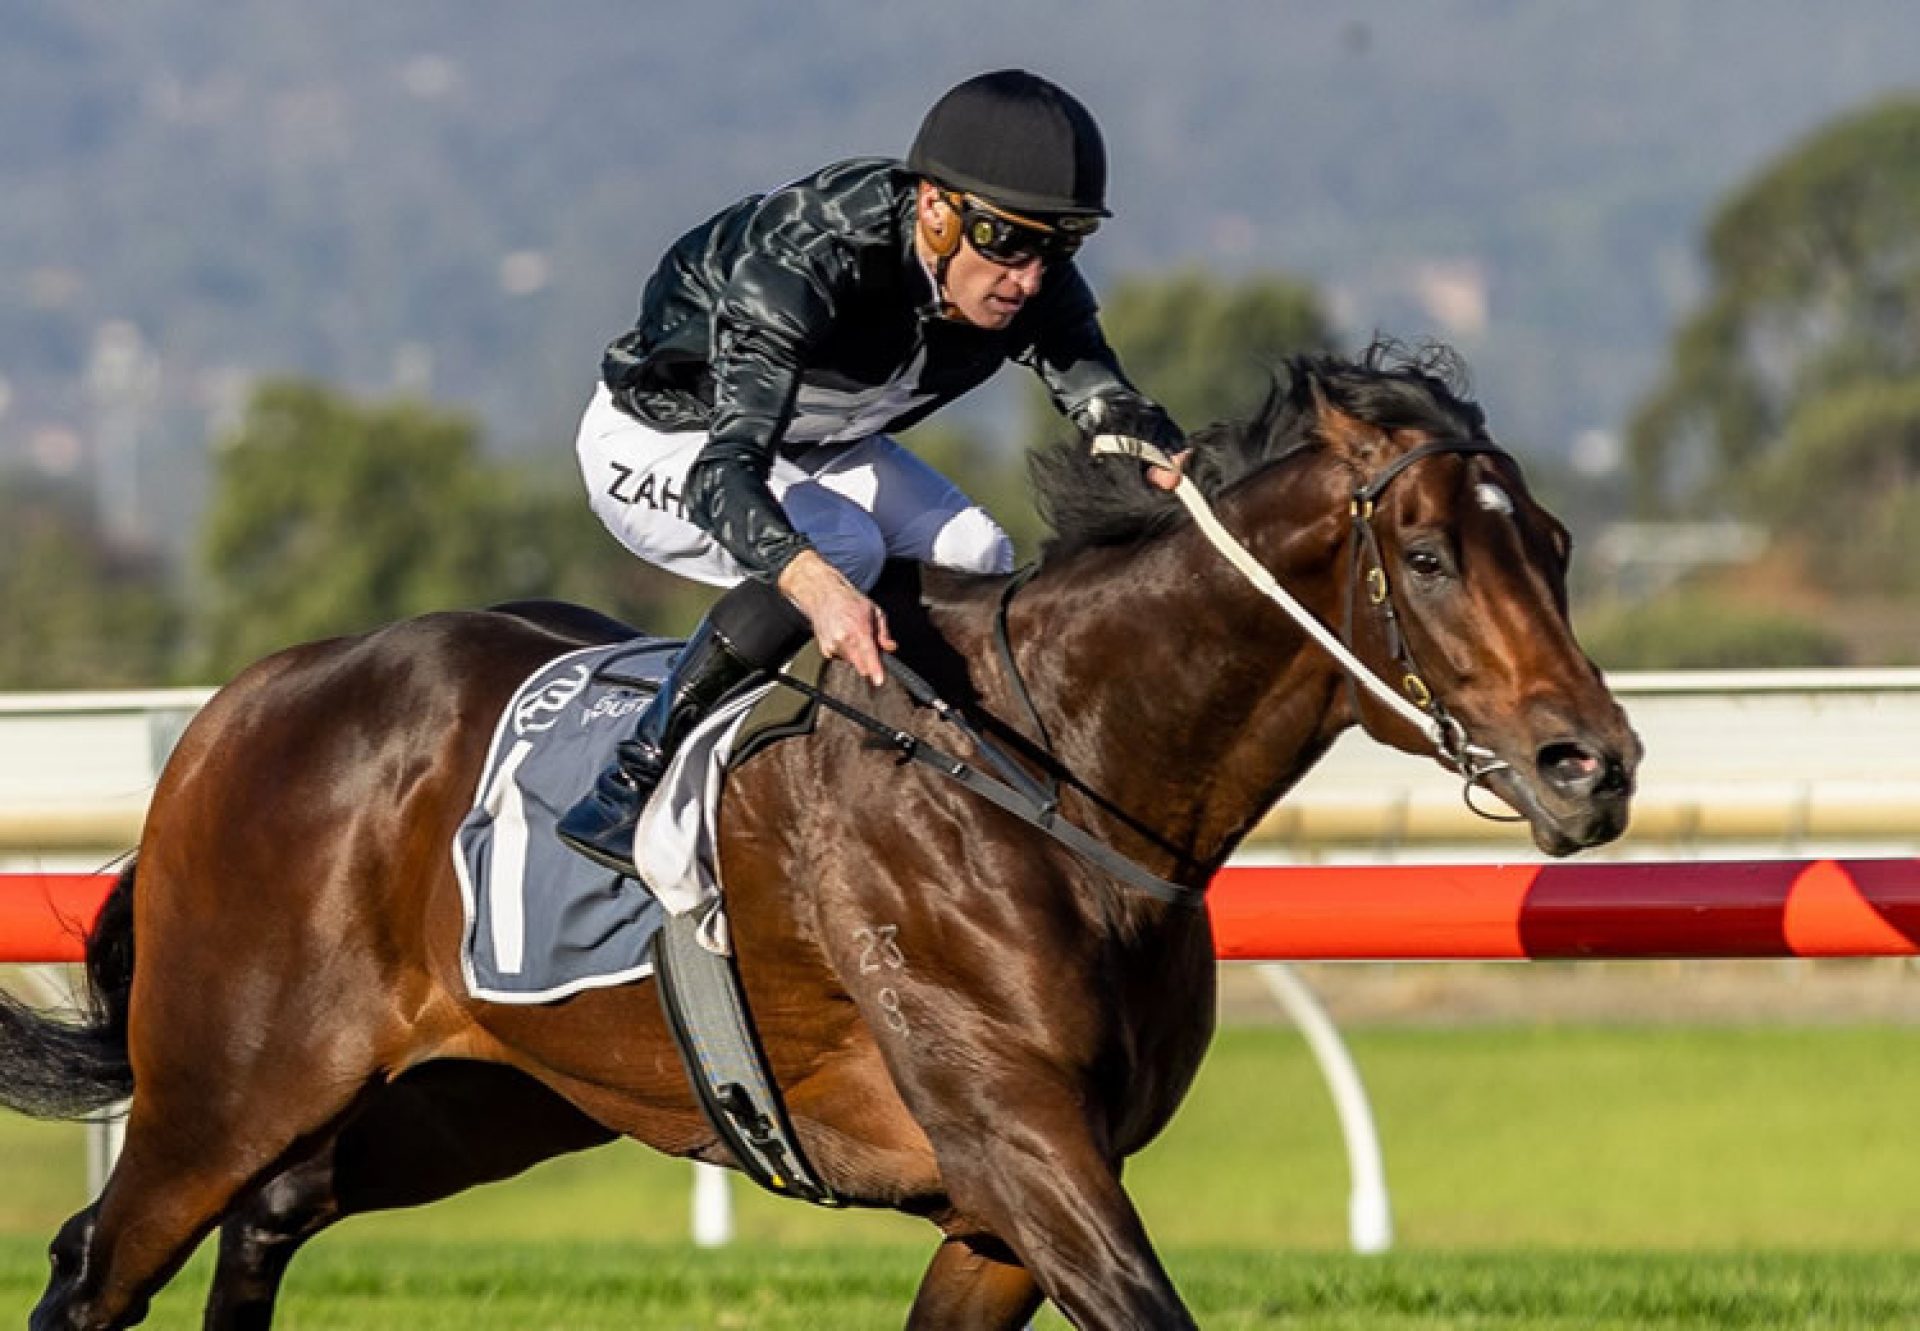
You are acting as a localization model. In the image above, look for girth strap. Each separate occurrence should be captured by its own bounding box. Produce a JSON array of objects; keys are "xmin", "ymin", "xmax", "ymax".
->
[{"xmin": 651, "ymin": 905, "xmax": 840, "ymax": 1206}]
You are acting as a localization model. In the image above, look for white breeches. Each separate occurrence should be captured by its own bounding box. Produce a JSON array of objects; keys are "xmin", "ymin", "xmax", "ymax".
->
[{"xmin": 575, "ymin": 383, "xmax": 1014, "ymax": 590}]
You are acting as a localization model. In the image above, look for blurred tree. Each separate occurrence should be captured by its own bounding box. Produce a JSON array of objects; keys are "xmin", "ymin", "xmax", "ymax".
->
[
  {"xmin": 1011, "ymin": 268, "xmax": 1334, "ymax": 549},
  {"xmin": 1628, "ymin": 96, "xmax": 1920, "ymax": 525},
  {"xmin": 196, "ymin": 380, "xmax": 682, "ymax": 679},
  {"xmin": 1075, "ymin": 268, "xmax": 1336, "ymax": 436},
  {"xmin": 0, "ymin": 474, "xmax": 181, "ymax": 688},
  {"xmin": 913, "ymin": 270, "xmax": 1334, "ymax": 564},
  {"xmin": 198, "ymin": 272, "xmax": 1337, "ymax": 677},
  {"xmin": 1577, "ymin": 589, "xmax": 1850, "ymax": 671},
  {"xmin": 1747, "ymin": 379, "xmax": 1920, "ymax": 593}
]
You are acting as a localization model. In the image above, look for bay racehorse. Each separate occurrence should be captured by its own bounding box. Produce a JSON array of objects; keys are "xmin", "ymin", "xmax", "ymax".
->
[{"xmin": 3, "ymin": 344, "xmax": 1638, "ymax": 1329}]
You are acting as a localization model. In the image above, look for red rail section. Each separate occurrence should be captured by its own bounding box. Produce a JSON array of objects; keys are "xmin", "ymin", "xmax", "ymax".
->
[
  {"xmin": 4, "ymin": 861, "xmax": 1920, "ymax": 964},
  {"xmin": 1210, "ymin": 860, "xmax": 1920, "ymax": 960},
  {"xmin": 1, "ymin": 874, "xmax": 114, "ymax": 964}
]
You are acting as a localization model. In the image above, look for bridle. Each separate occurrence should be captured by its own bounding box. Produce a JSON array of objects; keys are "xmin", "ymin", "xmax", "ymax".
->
[
  {"xmin": 1093, "ymin": 433, "xmax": 1524, "ymax": 823},
  {"xmin": 1341, "ymin": 438, "xmax": 1524, "ymax": 820}
]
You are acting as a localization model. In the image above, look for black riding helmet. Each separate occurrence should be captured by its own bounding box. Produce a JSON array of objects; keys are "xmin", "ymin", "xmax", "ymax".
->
[{"xmin": 907, "ymin": 69, "xmax": 1111, "ymax": 220}]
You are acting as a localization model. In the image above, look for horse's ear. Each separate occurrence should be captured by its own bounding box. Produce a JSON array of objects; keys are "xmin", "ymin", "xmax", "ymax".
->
[{"xmin": 1303, "ymin": 372, "xmax": 1390, "ymax": 469}]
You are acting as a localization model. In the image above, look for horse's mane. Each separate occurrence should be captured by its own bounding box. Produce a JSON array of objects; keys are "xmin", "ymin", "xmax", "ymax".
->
[{"xmin": 1030, "ymin": 338, "xmax": 1487, "ymax": 557}]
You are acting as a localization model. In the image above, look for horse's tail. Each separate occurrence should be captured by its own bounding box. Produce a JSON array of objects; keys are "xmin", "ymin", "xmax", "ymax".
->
[{"xmin": 0, "ymin": 861, "xmax": 136, "ymax": 1119}]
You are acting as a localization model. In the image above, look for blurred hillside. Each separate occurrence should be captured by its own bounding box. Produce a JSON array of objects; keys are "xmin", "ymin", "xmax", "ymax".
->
[{"xmin": 6, "ymin": 1, "xmax": 1920, "ymax": 567}]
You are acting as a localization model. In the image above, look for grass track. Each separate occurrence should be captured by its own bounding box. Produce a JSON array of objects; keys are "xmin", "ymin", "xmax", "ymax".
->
[
  {"xmin": 7, "ymin": 1021, "xmax": 1920, "ymax": 1323},
  {"xmin": 5, "ymin": 1242, "xmax": 1918, "ymax": 1328}
]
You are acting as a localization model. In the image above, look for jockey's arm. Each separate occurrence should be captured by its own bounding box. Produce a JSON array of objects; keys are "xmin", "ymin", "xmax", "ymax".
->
[
  {"xmin": 1021, "ymin": 264, "xmax": 1187, "ymax": 486},
  {"xmin": 682, "ymin": 252, "xmax": 835, "ymax": 582},
  {"xmin": 683, "ymin": 251, "xmax": 893, "ymax": 684}
]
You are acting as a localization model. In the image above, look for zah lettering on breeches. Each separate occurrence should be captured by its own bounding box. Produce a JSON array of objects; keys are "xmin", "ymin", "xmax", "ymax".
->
[
  {"xmin": 607, "ymin": 462, "xmax": 689, "ymax": 520},
  {"xmin": 853, "ymin": 925, "xmax": 911, "ymax": 1038}
]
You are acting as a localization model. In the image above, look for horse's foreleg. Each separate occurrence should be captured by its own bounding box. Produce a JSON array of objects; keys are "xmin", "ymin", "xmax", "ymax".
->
[
  {"xmin": 812, "ymin": 922, "xmax": 1196, "ymax": 1323},
  {"xmin": 906, "ymin": 1235, "xmax": 1043, "ymax": 1331},
  {"xmin": 827, "ymin": 981, "xmax": 1190, "ymax": 1331},
  {"xmin": 931, "ymin": 1098, "xmax": 1194, "ymax": 1331}
]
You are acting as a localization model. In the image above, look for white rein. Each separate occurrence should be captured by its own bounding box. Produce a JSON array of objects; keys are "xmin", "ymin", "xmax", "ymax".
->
[{"xmin": 1090, "ymin": 433, "xmax": 1512, "ymax": 793}]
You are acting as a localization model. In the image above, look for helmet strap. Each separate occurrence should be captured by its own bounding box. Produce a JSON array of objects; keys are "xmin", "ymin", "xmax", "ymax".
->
[{"xmin": 931, "ymin": 251, "xmax": 958, "ymax": 319}]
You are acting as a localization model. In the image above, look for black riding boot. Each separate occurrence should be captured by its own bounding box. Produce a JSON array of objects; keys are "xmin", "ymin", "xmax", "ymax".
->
[{"xmin": 557, "ymin": 579, "xmax": 810, "ymax": 875}]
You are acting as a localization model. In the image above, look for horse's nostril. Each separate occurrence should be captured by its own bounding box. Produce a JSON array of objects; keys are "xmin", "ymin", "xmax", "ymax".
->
[
  {"xmin": 1538, "ymin": 740, "xmax": 1603, "ymax": 795},
  {"xmin": 1536, "ymin": 740, "xmax": 1632, "ymax": 801}
]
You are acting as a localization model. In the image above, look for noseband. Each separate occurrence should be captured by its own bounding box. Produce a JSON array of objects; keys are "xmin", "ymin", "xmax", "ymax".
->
[{"xmin": 1093, "ymin": 433, "xmax": 1523, "ymax": 822}]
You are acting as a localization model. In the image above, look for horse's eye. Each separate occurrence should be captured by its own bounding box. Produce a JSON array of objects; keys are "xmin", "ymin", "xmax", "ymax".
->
[{"xmin": 1405, "ymin": 548, "xmax": 1448, "ymax": 580}]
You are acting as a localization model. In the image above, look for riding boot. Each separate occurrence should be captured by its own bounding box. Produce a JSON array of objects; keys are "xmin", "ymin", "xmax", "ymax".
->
[{"xmin": 557, "ymin": 579, "xmax": 812, "ymax": 875}]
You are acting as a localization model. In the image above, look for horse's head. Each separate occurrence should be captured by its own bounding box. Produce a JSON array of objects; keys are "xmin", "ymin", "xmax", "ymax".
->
[
  {"xmin": 1259, "ymin": 346, "xmax": 1639, "ymax": 856},
  {"xmin": 1031, "ymin": 341, "xmax": 1639, "ymax": 858}
]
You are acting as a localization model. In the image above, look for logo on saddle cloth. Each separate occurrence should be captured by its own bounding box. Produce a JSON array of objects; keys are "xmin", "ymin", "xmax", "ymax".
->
[
  {"xmin": 512, "ymin": 664, "xmax": 592, "ymax": 736},
  {"xmin": 578, "ymin": 688, "xmax": 650, "ymax": 727}
]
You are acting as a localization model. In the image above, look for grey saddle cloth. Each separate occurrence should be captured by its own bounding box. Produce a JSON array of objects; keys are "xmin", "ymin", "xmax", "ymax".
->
[{"xmin": 452, "ymin": 636, "xmax": 772, "ymax": 1003}]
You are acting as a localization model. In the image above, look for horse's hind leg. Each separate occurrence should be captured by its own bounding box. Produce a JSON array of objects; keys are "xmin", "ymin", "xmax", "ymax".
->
[
  {"xmin": 37, "ymin": 1205, "xmax": 116, "ymax": 1330},
  {"xmin": 33, "ymin": 1116, "xmax": 268, "ymax": 1330},
  {"xmin": 203, "ymin": 1061, "xmax": 616, "ymax": 1331},
  {"xmin": 907, "ymin": 1236, "xmax": 1043, "ymax": 1331},
  {"xmin": 30, "ymin": 949, "xmax": 406, "ymax": 1331},
  {"xmin": 30, "ymin": 1070, "xmax": 377, "ymax": 1331}
]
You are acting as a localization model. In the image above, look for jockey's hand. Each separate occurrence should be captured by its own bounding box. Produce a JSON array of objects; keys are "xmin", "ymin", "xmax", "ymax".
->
[
  {"xmin": 1147, "ymin": 447, "xmax": 1192, "ymax": 492},
  {"xmin": 776, "ymin": 550, "xmax": 895, "ymax": 688},
  {"xmin": 1080, "ymin": 395, "xmax": 1188, "ymax": 491}
]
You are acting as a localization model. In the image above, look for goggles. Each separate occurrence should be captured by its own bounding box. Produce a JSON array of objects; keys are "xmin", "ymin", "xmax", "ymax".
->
[{"xmin": 950, "ymin": 193, "xmax": 1099, "ymax": 266}]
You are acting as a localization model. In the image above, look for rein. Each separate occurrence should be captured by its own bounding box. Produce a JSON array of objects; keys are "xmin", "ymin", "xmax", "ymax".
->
[
  {"xmin": 771, "ymin": 660, "xmax": 1200, "ymax": 907},
  {"xmin": 994, "ymin": 564, "xmax": 1059, "ymax": 803},
  {"xmin": 1091, "ymin": 433, "xmax": 1521, "ymax": 821}
]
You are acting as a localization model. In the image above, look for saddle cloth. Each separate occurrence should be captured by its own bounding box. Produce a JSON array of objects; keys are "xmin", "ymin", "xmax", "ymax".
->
[{"xmin": 452, "ymin": 636, "xmax": 775, "ymax": 1004}]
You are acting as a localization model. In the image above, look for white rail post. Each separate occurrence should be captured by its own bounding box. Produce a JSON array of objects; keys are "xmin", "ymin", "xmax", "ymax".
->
[
  {"xmin": 1257, "ymin": 962, "xmax": 1392, "ymax": 1253},
  {"xmin": 691, "ymin": 1161, "xmax": 733, "ymax": 1246},
  {"xmin": 86, "ymin": 1110, "xmax": 126, "ymax": 1198}
]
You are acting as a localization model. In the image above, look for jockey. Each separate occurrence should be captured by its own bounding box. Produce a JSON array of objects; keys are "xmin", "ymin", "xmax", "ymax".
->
[{"xmin": 559, "ymin": 68, "xmax": 1188, "ymax": 876}]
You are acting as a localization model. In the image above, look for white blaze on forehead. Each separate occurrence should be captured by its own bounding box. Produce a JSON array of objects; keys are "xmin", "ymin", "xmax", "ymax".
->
[{"xmin": 1474, "ymin": 482, "xmax": 1514, "ymax": 516}]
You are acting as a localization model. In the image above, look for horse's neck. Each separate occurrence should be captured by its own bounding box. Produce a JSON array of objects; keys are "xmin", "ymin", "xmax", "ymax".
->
[{"xmin": 997, "ymin": 506, "xmax": 1353, "ymax": 876}]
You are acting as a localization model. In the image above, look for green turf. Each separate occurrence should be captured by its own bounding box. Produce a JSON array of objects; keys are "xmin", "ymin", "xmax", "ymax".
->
[
  {"xmin": 7, "ymin": 1024, "xmax": 1920, "ymax": 1323},
  {"xmin": 10, "ymin": 1025, "xmax": 1920, "ymax": 1248},
  {"xmin": 1133, "ymin": 1024, "xmax": 1920, "ymax": 1250},
  {"xmin": 5, "ymin": 1242, "xmax": 1918, "ymax": 1329}
]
